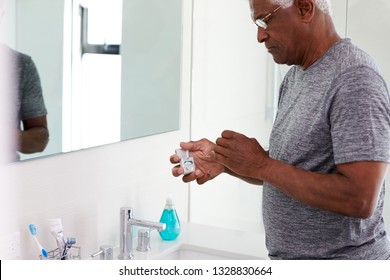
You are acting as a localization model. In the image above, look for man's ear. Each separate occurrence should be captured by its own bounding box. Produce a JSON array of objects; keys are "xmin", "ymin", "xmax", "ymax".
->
[{"xmin": 295, "ymin": 0, "xmax": 315, "ymax": 23}]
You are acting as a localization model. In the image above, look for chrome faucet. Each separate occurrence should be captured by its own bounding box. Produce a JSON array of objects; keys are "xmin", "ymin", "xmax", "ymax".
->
[{"xmin": 118, "ymin": 207, "xmax": 166, "ymax": 260}]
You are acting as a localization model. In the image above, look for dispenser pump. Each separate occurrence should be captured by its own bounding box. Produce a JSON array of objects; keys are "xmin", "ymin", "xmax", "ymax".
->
[{"xmin": 159, "ymin": 193, "xmax": 181, "ymax": 240}]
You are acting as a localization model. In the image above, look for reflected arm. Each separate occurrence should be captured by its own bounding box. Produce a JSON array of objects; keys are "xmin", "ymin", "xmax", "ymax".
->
[{"xmin": 18, "ymin": 115, "xmax": 49, "ymax": 154}]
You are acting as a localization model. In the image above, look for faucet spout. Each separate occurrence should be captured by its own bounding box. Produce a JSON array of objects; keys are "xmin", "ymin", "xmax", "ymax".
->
[
  {"xmin": 118, "ymin": 207, "xmax": 166, "ymax": 260},
  {"xmin": 129, "ymin": 218, "xmax": 166, "ymax": 232}
]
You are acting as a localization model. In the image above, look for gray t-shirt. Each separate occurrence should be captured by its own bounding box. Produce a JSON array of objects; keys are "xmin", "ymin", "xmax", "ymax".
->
[
  {"xmin": 1, "ymin": 44, "xmax": 47, "ymax": 161},
  {"xmin": 1, "ymin": 44, "xmax": 47, "ymax": 126},
  {"xmin": 13, "ymin": 49, "xmax": 47, "ymax": 123},
  {"xmin": 264, "ymin": 39, "xmax": 390, "ymax": 259}
]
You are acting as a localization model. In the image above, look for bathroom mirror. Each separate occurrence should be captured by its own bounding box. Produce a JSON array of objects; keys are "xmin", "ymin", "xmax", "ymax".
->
[{"xmin": 8, "ymin": 0, "xmax": 182, "ymax": 161}]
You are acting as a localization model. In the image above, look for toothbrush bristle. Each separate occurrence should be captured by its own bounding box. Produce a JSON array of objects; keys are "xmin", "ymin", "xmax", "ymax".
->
[
  {"xmin": 67, "ymin": 237, "xmax": 77, "ymax": 244},
  {"xmin": 29, "ymin": 224, "xmax": 37, "ymax": 235}
]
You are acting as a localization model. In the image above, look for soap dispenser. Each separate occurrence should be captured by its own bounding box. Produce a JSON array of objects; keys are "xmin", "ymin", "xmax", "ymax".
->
[{"xmin": 159, "ymin": 193, "xmax": 180, "ymax": 240}]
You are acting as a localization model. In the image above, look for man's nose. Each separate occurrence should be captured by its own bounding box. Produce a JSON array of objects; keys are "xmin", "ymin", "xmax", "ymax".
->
[{"xmin": 257, "ymin": 27, "xmax": 268, "ymax": 43}]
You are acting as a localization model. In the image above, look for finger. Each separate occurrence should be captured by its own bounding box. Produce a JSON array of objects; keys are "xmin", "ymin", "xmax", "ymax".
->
[
  {"xmin": 180, "ymin": 140, "xmax": 204, "ymax": 152},
  {"xmin": 213, "ymin": 143, "xmax": 231, "ymax": 159},
  {"xmin": 221, "ymin": 130, "xmax": 238, "ymax": 139},
  {"xmin": 215, "ymin": 136, "xmax": 230, "ymax": 148},
  {"xmin": 182, "ymin": 169, "xmax": 204, "ymax": 183},
  {"xmin": 196, "ymin": 177, "xmax": 208, "ymax": 185},
  {"xmin": 179, "ymin": 141, "xmax": 195, "ymax": 151},
  {"xmin": 172, "ymin": 165, "xmax": 184, "ymax": 177},
  {"xmin": 196, "ymin": 169, "xmax": 212, "ymax": 185},
  {"xmin": 170, "ymin": 154, "xmax": 180, "ymax": 164}
]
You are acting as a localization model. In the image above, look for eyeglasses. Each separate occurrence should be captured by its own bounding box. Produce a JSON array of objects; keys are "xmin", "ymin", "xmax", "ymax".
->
[{"xmin": 255, "ymin": 5, "xmax": 282, "ymax": 30}]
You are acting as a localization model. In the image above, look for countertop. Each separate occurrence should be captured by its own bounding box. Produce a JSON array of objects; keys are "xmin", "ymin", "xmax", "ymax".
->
[{"xmin": 108, "ymin": 222, "xmax": 268, "ymax": 260}]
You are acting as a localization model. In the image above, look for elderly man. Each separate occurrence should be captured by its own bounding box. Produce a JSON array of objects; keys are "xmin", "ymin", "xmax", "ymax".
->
[{"xmin": 171, "ymin": 0, "xmax": 390, "ymax": 259}]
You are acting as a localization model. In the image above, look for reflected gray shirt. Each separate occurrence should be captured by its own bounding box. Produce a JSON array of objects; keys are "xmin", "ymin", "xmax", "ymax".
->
[
  {"xmin": 1, "ymin": 44, "xmax": 47, "ymax": 161},
  {"xmin": 264, "ymin": 39, "xmax": 390, "ymax": 259},
  {"xmin": 11, "ymin": 48, "xmax": 47, "ymax": 123}
]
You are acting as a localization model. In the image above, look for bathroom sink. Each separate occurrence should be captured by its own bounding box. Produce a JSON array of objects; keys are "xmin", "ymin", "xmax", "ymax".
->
[
  {"xmin": 89, "ymin": 222, "xmax": 267, "ymax": 260},
  {"xmin": 154, "ymin": 244, "xmax": 261, "ymax": 260}
]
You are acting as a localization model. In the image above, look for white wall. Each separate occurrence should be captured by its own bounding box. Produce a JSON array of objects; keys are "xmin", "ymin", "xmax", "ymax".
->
[
  {"xmin": 0, "ymin": 0, "xmax": 193, "ymax": 260},
  {"xmin": 189, "ymin": 0, "xmax": 272, "ymax": 233}
]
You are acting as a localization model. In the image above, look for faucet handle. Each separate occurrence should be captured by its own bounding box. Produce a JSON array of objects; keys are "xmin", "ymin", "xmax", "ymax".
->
[
  {"xmin": 136, "ymin": 229, "xmax": 151, "ymax": 252},
  {"xmin": 91, "ymin": 245, "xmax": 114, "ymax": 260}
]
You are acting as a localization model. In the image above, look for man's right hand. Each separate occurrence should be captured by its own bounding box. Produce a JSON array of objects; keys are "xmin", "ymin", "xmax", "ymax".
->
[{"xmin": 170, "ymin": 138, "xmax": 225, "ymax": 185}]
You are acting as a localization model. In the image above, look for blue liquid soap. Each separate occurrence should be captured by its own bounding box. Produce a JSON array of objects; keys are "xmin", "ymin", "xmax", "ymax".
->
[{"xmin": 159, "ymin": 194, "xmax": 181, "ymax": 241}]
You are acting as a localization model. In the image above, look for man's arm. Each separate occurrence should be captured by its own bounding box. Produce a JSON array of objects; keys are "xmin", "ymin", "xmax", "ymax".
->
[
  {"xmin": 213, "ymin": 130, "xmax": 387, "ymax": 219},
  {"xmin": 18, "ymin": 115, "xmax": 49, "ymax": 154},
  {"xmin": 256, "ymin": 158, "xmax": 387, "ymax": 218}
]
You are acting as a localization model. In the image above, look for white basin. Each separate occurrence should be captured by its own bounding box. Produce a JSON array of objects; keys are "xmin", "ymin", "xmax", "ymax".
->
[
  {"xmin": 88, "ymin": 223, "xmax": 268, "ymax": 260},
  {"xmin": 154, "ymin": 244, "xmax": 261, "ymax": 260}
]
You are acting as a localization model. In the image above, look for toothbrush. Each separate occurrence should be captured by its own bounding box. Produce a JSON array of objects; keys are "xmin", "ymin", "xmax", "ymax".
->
[
  {"xmin": 61, "ymin": 237, "xmax": 76, "ymax": 259},
  {"xmin": 28, "ymin": 224, "xmax": 48, "ymax": 259}
]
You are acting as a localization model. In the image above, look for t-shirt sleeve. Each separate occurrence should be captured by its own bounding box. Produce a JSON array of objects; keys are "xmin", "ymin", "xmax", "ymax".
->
[
  {"xmin": 19, "ymin": 54, "xmax": 48, "ymax": 120},
  {"xmin": 330, "ymin": 66, "xmax": 390, "ymax": 164}
]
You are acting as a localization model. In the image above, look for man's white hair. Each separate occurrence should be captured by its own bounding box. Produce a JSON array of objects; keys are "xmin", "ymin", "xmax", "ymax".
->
[{"xmin": 272, "ymin": 0, "xmax": 332, "ymax": 15}]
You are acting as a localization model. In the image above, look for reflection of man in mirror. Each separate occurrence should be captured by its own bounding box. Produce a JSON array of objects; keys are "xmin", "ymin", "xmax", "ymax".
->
[{"xmin": 1, "ymin": 0, "xmax": 49, "ymax": 161}]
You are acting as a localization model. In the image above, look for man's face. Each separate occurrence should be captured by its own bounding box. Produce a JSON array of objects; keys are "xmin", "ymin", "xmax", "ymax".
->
[{"xmin": 250, "ymin": 0, "xmax": 302, "ymax": 66}]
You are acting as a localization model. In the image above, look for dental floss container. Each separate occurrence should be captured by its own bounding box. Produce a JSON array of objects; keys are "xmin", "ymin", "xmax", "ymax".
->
[{"xmin": 159, "ymin": 193, "xmax": 180, "ymax": 241}]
